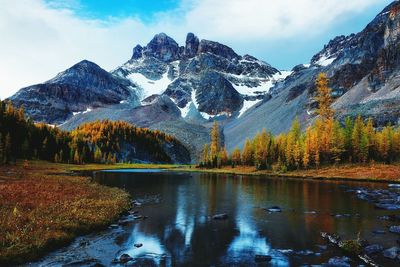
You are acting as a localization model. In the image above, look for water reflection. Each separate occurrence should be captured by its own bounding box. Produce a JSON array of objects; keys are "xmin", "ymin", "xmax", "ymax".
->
[{"xmin": 37, "ymin": 170, "xmax": 395, "ymax": 266}]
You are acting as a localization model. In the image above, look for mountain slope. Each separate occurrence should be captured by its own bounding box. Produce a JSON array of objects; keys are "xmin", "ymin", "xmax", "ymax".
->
[
  {"xmin": 225, "ymin": 0, "xmax": 400, "ymax": 151},
  {"xmin": 9, "ymin": 60, "xmax": 140, "ymax": 124}
]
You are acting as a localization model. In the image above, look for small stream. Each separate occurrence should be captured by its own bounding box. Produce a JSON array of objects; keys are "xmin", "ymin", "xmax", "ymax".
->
[{"xmin": 29, "ymin": 170, "xmax": 400, "ymax": 266}]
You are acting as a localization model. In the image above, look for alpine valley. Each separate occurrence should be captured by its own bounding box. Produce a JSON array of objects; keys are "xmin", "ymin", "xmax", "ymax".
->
[{"xmin": 9, "ymin": 1, "xmax": 400, "ymax": 162}]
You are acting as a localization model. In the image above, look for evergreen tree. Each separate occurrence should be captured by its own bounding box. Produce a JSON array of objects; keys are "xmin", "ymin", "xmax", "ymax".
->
[
  {"xmin": 210, "ymin": 121, "xmax": 220, "ymax": 164},
  {"xmin": 242, "ymin": 138, "xmax": 254, "ymax": 165},
  {"xmin": 303, "ymin": 127, "xmax": 311, "ymax": 168},
  {"xmin": 4, "ymin": 133, "xmax": 12, "ymax": 164},
  {"xmin": 219, "ymin": 146, "xmax": 229, "ymax": 166},
  {"xmin": 0, "ymin": 133, "xmax": 4, "ymax": 164},
  {"xmin": 201, "ymin": 144, "xmax": 210, "ymax": 166},
  {"xmin": 352, "ymin": 116, "xmax": 364, "ymax": 162},
  {"xmin": 94, "ymin": 146, "xmax": 103, "ymax": 163},
  {"xmin": 343, "ymin": 116, "xmax": 353, "ymax": 162},
  {"xmin": 315, "ymin": 73, "xmax": 334, "ymax": 121},
  {"xmin": 74, "ymin": 150, "xmax": 80, "ymax": 164},
  {"xmin": 231, "ymin": 147, "xmax": 241, "ymax": 166}
]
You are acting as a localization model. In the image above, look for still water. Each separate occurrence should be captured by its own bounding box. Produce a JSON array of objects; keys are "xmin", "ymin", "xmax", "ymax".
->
[{"xmin": 33, "ymin": 170, "xmax": 400, "ymax": 266}]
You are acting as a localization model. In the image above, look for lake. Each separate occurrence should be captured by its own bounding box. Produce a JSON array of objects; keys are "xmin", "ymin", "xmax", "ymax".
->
[{"xmin": 32, "ymin": 170, "xmax": 400, "ymax": 266}]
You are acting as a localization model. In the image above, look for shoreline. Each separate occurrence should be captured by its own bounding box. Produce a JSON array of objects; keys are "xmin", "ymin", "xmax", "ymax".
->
[
  {"xmin": 61, "ymin": 161, "xmax": 400, "ymax": 184},
  {"xmin": 171, "ymin": 164, "xmax": 400, "ymax": 184}
]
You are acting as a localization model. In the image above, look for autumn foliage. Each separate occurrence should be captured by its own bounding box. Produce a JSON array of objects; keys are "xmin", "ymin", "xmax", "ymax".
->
[
  {"xmin": 0, "ymin": 100, "xmax": 184, "ymax": 165},
  {"xmin": 200, "ymin": 73, "xmax": 400, "ymax": 170}
]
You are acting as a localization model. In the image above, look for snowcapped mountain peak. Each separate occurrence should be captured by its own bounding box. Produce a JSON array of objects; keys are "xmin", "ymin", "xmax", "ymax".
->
[{"xmin": 112, "ymin": 33, "xmax": 280, "ymax": 120}]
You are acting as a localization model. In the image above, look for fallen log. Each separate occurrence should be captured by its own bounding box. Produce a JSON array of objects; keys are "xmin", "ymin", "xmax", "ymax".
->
[{"xmin": 320, "ymin": 232, "xmax": 381, "ymax": 267}]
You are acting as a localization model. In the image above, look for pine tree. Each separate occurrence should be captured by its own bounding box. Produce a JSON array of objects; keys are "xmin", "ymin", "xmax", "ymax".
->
[
  {"xmin": 231, "ymin": 147, "xmax": 241, "ymax": 166},
  {"xmin": 352, "ymin": 116, "xmax": 364, "ymax": 162},
  {"xmin": 74, "ymin": 149, "xmax": 80, "ymax": 164},
  {"xmin": 0, "ymin": 133, "xmax": 4, "ymax": 164},
  {"xmin": 107, "ymin": 153, "xmax": 113, "ymax": 164},
  {"xmin": 242, "ymin": 138, "xmax": 254, "ymax": 165},
  {"xmin": 4, "ymin": 133, "xmax": 11, "ymax": 164},
  {"xmin": 303, "ymin": 127, "xmax": 311, "ymax": 168},
  {"xmin": 210, "ymin": 121, "xmax": 220, "ymax": 163},
  {"xmin": 54, "ymin": 153, "xmax": 60, "ymax": 163},
  {"xmin": 293, "ymin": 141, "xmax": 301, "ymax": 169},
  {"xmin": 201, "ymin": 144, "xmax": 210, "ymax": 166},
  {"xmin": 94, "ymin": 146, "xmax": 103, "ymax": 163},
  {"xmin": 343, "ymin": 116, "xmax": 353, "ymax": 162},
  {"xmin": 331, "ymin": 120, "xmax": 344, "ymax": 165},
  {"xmin": 315, "ymin": 73, "xmax": 334, "ymax": 121},
  {"xmin": 21, "ymin": 138, "xmax": 29, "ymax": 159},
  {"xmin": 219, "ymin": 146, "xmax": 229, "ymax": 166},
  {"xmin": 360, "ymin": 130, "xmax": 369, "ymax": 163}
]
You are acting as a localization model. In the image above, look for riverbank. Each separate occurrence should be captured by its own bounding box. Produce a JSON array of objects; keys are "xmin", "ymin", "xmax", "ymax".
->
[
  {"xmin": 0, "ymin": 161, "xmax": 131, "ymax": 265},
  {"xmin": 61, "ymin": 160, "xmax": 400, "ymax": 183},
  {"xmin": 175, "ymin": 163, "xmax": 400, "ymax": 183}
]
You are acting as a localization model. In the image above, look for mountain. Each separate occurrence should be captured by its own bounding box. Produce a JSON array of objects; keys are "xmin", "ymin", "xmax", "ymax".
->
[
  {"xmin": 224, "ymin": 1, "xmax": 400, "ymax": 151},
  {"xmin": 9, "ymin": 1, "xmax": 400, "ymax": 159},
  {"xmin": 10, "ymin": 33, "xmax": 286, "ymax": 160},
  {"xmin": 111, "ymin": 32, "xmax": 286, "ymax": 119},
  {"xmin": 9, "ymin": 60, "xmax": 140, "ymax": 124}
]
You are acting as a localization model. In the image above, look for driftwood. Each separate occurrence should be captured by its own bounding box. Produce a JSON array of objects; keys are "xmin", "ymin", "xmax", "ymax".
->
[{"xmin": 320, "ymin": 232, "xmax": 381, "ymax": 267}]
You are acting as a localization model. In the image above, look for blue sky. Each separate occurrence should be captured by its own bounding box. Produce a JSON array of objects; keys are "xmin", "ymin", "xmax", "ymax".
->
[
  {"xmin": 57, "ymin": 0, "xmax": 182, "ymax": 21},
  {"xmin": 0, "ymin": 0, "xmax": 394, "ymax": 98}
]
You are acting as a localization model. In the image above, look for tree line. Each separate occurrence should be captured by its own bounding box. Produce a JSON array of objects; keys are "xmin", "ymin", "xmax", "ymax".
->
[
  {"xmin": 199, "ymin": 73, "xmax": 400, "ymax": 170},
  {"xmin": 0, "ymin": 100, "xmax": 183, "ymax": 165}
]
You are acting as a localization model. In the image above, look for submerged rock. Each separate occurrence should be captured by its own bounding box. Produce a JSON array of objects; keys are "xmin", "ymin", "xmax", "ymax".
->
[
  {"xmin": 375, "ymin": 203, "xmax": 400, "ymax": 210},
  {"xmin": 383, "ymin": 247, "xmax": 400, "ymax": 259},
  {"xmin": 327, "ymin": 256, "xmax": 351, "ymax": 267},
  {"xmin": 266, "ymin": 206, "xmax": 282, "ymax": 212},
  {"xmin": 372, "ymin": 229, "xmax": 386, "ymax": 234},
  {"xmin": 119, "ymin": 253, "xmax": 133, "ymax": 263},
  {"xmin": 364, "ymin": 244, "xmax": 384, "ymax": 255},
  {"xmin": 389, "ymin": 226, "xmax": 400, "ymax": 234},
  {"xmin": 254, "ymin": 254, "xmax": 272, "ymax": 262},
  {"xmin": 213, "ymin": 213, "xmax": 228, "ymax": 220}
]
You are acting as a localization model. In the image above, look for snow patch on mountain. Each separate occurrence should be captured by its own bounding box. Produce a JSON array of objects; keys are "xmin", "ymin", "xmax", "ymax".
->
[
  {"xmin": 178, "ymin": 102, "xmax": 192, "ymax": 118},
  {"xmin": 230, "ymin": 70, "xmax": 292, "ymax": 96},
  {"xmin": 127, "ymin": 72, "xmax": 172, "ymax": 100},
  {"xmin": 238, "ymin": 99, "xmax": 262, "ymax": 117},
  {"xmin": 73, "ymin": 107, "xmax": 92, "ymax": 116},
  {"xmin": 316, "ymin": 55, "xmax": 336, "ymax": 67}
]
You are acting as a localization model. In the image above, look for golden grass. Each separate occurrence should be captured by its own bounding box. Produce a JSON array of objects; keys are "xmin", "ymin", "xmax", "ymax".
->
[
  {"xmin": 175, "ymin": 163, "xmax": 400, "ymax": 182},
  {"xmin": 0, "ymin": 161, "xmax": 131, "ymax": 265}
]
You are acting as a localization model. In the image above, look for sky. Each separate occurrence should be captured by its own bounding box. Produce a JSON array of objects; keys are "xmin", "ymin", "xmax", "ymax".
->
[{"xmin": 0, "ymin": 0, "xmax": 394, "ymax": 99}]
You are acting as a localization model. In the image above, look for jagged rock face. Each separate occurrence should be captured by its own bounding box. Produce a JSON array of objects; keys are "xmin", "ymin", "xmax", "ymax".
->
[
  {"xmin": 113, "ymin": 32, "xmax": 282, "ymax": 120},
  {"xmin": 197, "ymin": 39, "xmax": 240, "ymax": 60},
  {"xmin": 142, "ymin": 33, "xmax": 181, "ymax": 62},
  {"xmin": 184, "ymin": 32, "xmax": 199, "ymax": 58},
  {"xmin": 9, "ymin": 60, "xmax": 139, "ymax": 124},
  {"xmin": 194, "ymin": 71, "xmax": 243, "ymax": 115}
]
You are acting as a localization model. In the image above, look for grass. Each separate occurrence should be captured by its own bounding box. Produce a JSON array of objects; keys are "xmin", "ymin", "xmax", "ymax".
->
[
  {"xmin": 0, "ymin": 161, "xmax": 131, "ymax": 265},
  {"xmin": 174, "ymin": 163, "xmax": 400, "ymax": 182}
]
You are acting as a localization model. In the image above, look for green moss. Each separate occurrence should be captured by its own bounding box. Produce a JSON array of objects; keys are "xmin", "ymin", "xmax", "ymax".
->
[{"xmin": 341, "ymin": 239, "xmax": 363, "ymax": 255}]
